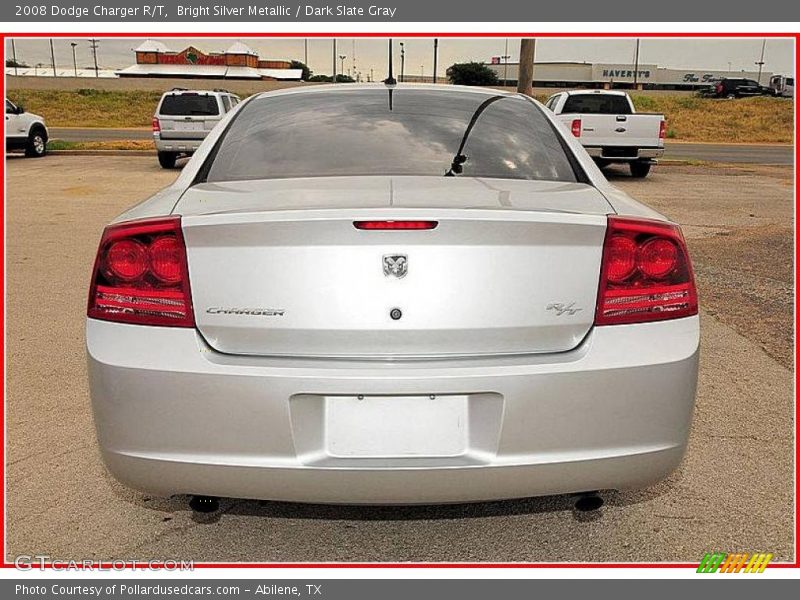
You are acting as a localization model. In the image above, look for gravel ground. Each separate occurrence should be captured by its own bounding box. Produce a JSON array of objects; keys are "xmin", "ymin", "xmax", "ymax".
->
[{"xmin": 5, "ymin": 156, "xmax": 794, "ymax": 564}]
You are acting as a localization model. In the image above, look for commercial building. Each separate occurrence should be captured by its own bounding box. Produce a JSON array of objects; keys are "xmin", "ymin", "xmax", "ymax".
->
[
  {"xmin": 115, "ymin": 40, "xmax": 303, "ymax": 81},
  {"xmin": 486, "ymin": 60, "xmax": 774, "ymax": 90}
]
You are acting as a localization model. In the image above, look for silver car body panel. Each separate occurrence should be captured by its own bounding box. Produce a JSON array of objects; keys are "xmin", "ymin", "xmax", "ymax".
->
[
  {"xmin": 87, "ymin": 315, "xmax": 698, "ymax": 504},
  {"xmin": 88, "ymin": 84, "xmax": 699, "ymax": 503}
]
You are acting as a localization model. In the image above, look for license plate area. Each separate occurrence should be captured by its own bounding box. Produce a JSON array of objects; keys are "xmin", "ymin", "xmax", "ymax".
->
[
  {"xmin": 326, "ymin": 395, "xmax": 468, "ymax": 458},
  {"xmin": 174, "ymin": 121, "xmax": 204, "ymax": 131},
  {"xmin": 290, "ymin": 393, "xmax": 504, "ymax": 466}
]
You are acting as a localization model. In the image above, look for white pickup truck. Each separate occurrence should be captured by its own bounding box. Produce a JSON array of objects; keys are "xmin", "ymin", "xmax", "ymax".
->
[{"xmin": 545, "ymin": 90, "xmax": 665, "ymax": 178}]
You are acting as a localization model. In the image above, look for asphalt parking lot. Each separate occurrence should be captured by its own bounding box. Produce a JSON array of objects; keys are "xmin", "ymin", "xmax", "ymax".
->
[{"xmin": 5, "ymin": 156, "xmax": 794, "ymax": 563}]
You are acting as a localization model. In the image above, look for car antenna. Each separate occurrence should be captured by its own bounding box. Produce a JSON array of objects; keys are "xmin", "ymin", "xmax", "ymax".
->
[
  {"xmin": 384, "ymin": 39, "xmax": 397, "ymax": 85},
  {"xmin": 383, "ymin": 39, "xmax": 396, "ymax": 111}
]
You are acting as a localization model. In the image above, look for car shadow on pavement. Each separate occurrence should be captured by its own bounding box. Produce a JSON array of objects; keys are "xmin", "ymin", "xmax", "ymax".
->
[{"xmin": 122, "ymin": 471, "xmax": 678, "ymax": 526}]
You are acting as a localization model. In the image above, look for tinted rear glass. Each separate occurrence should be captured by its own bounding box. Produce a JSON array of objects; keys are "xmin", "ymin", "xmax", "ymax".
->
[
  {"xmin": 159, "ymin": 94, "xmax": 219, "ymax": 116},
  {"xmin": 561, "ymin": 94, "xmax": 631, "ymax": 115},
  {"xmin": 205, "ymin": 88, "xmax": 578, "ymax": 183}
]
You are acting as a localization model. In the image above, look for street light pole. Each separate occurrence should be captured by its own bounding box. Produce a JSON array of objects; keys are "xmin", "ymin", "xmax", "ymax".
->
[
  {"xmin": 304, "ymin": 38, "xmax": 308, "ymax": 65},
  {"xmin": 49, "ymin": 38, "xmax": 57, "ymax": 77},
  {"xmin": 11, "ymin": 39, "xmax": 18, "ymax": 76},
  {"xmin": 503, "ymin": 38, "xmax": 509, "ymax": 87},
  {"xmin": 433, "ymin": 38, "xmax": 438, "ymax": 84},
  {"xmin": 70, "ymin": 42, "xmax": 78, "ymax": 77},
  {"xmin": 332, "ymin": 38, "xmax": 336, "ymax": 82},
  {"xmin": 633, "ymin": 38, "xmax": 640, "ymax": 88},
  {"xmin": 339, "ymin": 54, "xmax": 346, "ymax": 80},
  {"xmin": 399, "ymin": 42, "xmax": 405, "ymax": 83},
  {"xmin": 755, "ymin": 38, "xmax": 766, "ymax": 84}
]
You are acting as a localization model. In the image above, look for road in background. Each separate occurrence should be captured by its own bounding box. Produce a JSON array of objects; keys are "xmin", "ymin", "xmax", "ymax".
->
[{"xmin": 48, "ymin": 127, "xmax": 794, "ymax": 165}]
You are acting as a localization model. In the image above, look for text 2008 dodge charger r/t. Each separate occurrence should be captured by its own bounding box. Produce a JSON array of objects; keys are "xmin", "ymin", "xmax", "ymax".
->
[{"xmin": 86, "ymin": 85, "xmax": 698, "ymax": 507}]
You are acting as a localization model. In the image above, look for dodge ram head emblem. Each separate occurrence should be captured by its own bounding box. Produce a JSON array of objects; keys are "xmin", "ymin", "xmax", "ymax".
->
[{"xmin": 383, "ymin": 254, "xmax": 408, "ymax": 278}]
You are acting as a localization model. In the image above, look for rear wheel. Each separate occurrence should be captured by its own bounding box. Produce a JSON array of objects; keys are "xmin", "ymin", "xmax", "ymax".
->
[
  {"xmin": 629, "ymin": 161, "xmax": 651, "ymax": 178},
  {"xmin": 593, "ymin": 159, "xmax": 611, "ymax": 170},
  {"xmin": 158, "ymin": 151, "xmax": 177, "ymax": 169},
  {"xmin": 25, "ymin": 128, "xmax": 47, "ymax": 158}
]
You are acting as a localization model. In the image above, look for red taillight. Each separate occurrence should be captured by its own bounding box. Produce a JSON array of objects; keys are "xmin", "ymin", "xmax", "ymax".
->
[
  {"xmin": 152, "ymin": 117, "xmax": 161, "ymax": 133},
  {"xmin": 659, "ymin": 120, "xmax": 667, "ymax": 140},
  {"xmin": 571, "ymin": 118, "xmax": 582, "ymax": 138},
  {"xmin": 595, "ymin": 216, "xmax": 697, "ymax": 326},
  {"xmin": 354, "ymin": 220, "xmax": 438, "ymax": 230},
  {"xmin": 715, "ymin": 82, "xmax": 723, "ymax": 93},
  {"xmin": 88, "ymin": 217, "xmax": 194, "ymax": 327}
]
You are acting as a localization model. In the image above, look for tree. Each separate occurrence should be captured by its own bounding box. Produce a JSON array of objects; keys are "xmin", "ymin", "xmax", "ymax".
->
[
  {"xmin": 446, "ymin": 62, "xmax": 499, "ymax": 86},
  {"xmin": 306, "ymin": 74, "xmax": 354, "ymax": 83},
  {"xmin": 6, "ymin": 58, "xmax": 29, "ymax": 68},
  {"xmin": 289, "ymin": 60, "xmax": 312, "ymax": 81}
]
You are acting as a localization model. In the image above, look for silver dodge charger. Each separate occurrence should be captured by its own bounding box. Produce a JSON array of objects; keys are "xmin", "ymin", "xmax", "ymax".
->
[{"xmin": 86, "ymin": 85, "xmax": 699, "ymax": 509}]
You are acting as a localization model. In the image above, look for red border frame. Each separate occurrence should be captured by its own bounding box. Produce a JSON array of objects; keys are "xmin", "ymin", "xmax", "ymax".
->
[{"xmin": 1, "ymin": 30, "xmax": 797, "ymax": 571}]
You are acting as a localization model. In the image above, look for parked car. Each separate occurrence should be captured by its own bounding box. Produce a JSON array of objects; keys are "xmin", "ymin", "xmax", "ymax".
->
[
  {"xmin": 87, "ymin": 85, "xmax": 699, "ymax": 509},
  {"xmin": 5, "ymin": 98, "xmax": 48, "ymax": 158},
  {"xmin": 768, "ymin": 74, "xmax": 794, "ymax": 98},
  {"xmin": 704, "ymin": 77, "xmax": 772, "ymax": 98},
  {"xmin": 544, "ymin": 90, "xmax": 665, "ymax": 178},
  {"xmin": 152, "ymin": 88, "xmax": 240, "ymax": 168}
]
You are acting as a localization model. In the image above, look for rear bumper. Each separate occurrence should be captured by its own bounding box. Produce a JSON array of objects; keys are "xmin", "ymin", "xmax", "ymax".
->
[
  {"xmin": 585, "ymin": 147, "xmax": 665, "ymax": 161},
  {"xmin": 87, "ymin": 316, "xmax": 699, "ymax": 504},
  {"xmin": 154, "ymin": 135, "xmax": 203, "ymax": 153}
]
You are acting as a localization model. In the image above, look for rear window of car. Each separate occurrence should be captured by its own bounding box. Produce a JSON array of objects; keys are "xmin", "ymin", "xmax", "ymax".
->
[
  {"xmin": 204, "ymin": 88, "xmax": 579, "ymax": 183},
  {"xmin": 561, "ymin": 94, "xmax": 632, "ymax": 115},
  {"xmin": 159, "ymin": 93, "xmax": 219, "ymax": 116}
]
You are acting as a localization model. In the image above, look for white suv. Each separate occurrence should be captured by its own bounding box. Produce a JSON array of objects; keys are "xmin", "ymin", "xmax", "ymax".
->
[
  {"xmin": 152, "ymin": 89, "xmax": 240, "ymax": 168},
  {"xmin": 5, "ymin": 98, "xmax": 48, "ymax": 158}
]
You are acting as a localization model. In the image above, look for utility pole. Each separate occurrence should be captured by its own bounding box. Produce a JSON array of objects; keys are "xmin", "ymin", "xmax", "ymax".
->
[
  {"xmin": 633, "ymin": 38, "xmax": 640, "ymax": 88},
  {"xmin": 11, "ymin": 39, "xmax": 18, "ymax": 75},
  {"xmin": 88, "ymin": 38, "xmax": 99, "ymax": 77},
  {"xmin": 332, "ymin": 39, "xmax": 336, "ymax": 82},
  {"xmin": 352, "ymin": 39, "xmax": 356, "ymax": 79},
  {"xmin": 304, "ymin": 38, "xmax": 308, "ymax": 65},
  {"xmin": 755, "ymin": 38, "xmax": 766, "ymax": 84},
  {"xmin": 70, "ymin": 43, "xmax": 78, "ymax": 77},
  {"xmin": 433, "ymin": 38, "xmax": 438, "ymax": 84},
  {"xmin": 399, "ymin": 42, "xmax": 405, "ymax": 83},
  {"xmin": 517, "ymin": 38, "xmax": 536, "ymax": 96},
  {"xmin": 49, "ymin": 38, "xmax": 56, "ymax": 77}
]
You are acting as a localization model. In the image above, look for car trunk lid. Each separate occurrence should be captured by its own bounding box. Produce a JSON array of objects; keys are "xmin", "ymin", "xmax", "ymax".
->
[{"xmin": 177, "ymin": 176, "xmax": 612, "ymax": 358}]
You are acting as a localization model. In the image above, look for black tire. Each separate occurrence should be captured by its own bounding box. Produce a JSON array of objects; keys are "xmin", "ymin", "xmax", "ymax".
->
[
  {"xmin": 24, "ymin": 127, "xmax": 47, "ymax": 158},
  {"xmin": 629, "ymin": 161, "xmax": 652, "ymax": 178},
  {"xmin": 158, "ymin": 151, "xmax": 177, "ymax": 169},
  {"xmin": 593, "ymin": 159, "xmax": 611, "ymax": 170}
]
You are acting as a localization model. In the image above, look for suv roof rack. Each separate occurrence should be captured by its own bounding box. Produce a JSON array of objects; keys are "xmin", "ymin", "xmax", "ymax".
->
[
  {"xmin": 170, "ymin": 87, "xmax": 188, "ymax": 91},
  {"xmin": 212, "ymin": 88, "xmax": 230, "ymax": 93}
]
